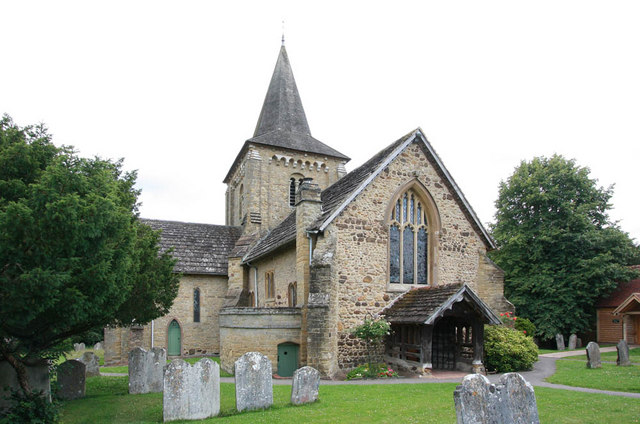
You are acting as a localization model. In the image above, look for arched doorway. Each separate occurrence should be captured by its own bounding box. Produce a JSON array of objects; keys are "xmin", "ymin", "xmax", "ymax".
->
[
  {"xmin": 277, "ymin": 342, "xmax": 299, "ymax": 377},
  {"xmin": 168, "ymin": 320, "xmax": 181, "ymax": 356}
]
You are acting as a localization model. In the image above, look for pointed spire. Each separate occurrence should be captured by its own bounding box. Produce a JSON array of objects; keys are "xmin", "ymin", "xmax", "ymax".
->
[{"xmin": 253, "ymin": 45, "xmax": 311, "ymax": 137}]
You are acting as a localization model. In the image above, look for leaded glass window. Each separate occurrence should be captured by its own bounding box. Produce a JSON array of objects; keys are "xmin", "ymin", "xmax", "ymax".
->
[
  {"xmin": 389, "ymin": 187, "xmax": 429, "ymax": 285},
  {"xmin": 193, "ymin": 288, "xmax": 200, "ymax": 322}
]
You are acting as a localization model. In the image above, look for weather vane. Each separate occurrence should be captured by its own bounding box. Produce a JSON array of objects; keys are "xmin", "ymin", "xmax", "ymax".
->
[{"xmin": 282, "ymin": 20, "xmax": 285, "ymax": 46}]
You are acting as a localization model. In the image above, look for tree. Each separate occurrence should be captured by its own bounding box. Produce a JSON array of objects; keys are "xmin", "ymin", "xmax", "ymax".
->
[
  {"xmin": 490, "ymin": 155, "xmax": 639, "ymax": 340},
  {"xmin": 0, "ymin": 115, "xmax": 180, "ymax": 394}
]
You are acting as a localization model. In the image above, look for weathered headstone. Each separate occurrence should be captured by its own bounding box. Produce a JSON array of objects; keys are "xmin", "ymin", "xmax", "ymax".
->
[
  {"xmin": 568, "ymin": 334, "xmax": 577, "ymax": 350},
  {"xmin": 586, "ymin": 342, "xmax": 601, "ymax": 369},
  {"xmin": 0, "ymin": 360, "xmax": 51, "ymax": 410},
  {"xmin": 234, "ymin": 352, "xmax": 273, "ymax": 412},
  {"xmin": 73, "ymin": 342, "xmax": 86, "ymax": 351},
  {"xmin": 129, "ymin": 347, "xmax": 166, "ymax": 394},
  {"xmin": 163, "ymin": 359, "xmax": 220, "ymax": 422},
  {"xmin": 57, "ymin": 360, "xmax": 86, "ymax": 400},
  {"xmin": 617, "ymin": 339, "xmax": 631, "ymax": 366},
  {"xmin": 576, "ymin": 337, "xmax": 583, "ymax": 349},
  {"xmin": 94, "ymin": 342, "xmax": 103, "ymax": 351},
  {"xmin": 555, "ymin": 334, "xmax": 565, "ymax": 351},
  {"xmin": 291, "ymin": 366, "xmax": 320, "ymax": 405},
  {"xmin": 454, "ymin": 373, "xmax": 540, "ymax": 424},
  {"xmin": 79, "ymin": 351, "xmax": 100, "ymax": 377}
]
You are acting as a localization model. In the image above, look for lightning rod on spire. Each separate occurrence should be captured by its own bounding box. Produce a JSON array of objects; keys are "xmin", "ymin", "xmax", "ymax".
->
[{"xmin": 281, "ymin": 20, "xmax": 285, "ymax": 46}]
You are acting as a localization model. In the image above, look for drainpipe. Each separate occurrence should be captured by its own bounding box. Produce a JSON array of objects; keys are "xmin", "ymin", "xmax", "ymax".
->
[{"xmin": 151, "ymin": 320, "xmax": 154, "ymax": 348}]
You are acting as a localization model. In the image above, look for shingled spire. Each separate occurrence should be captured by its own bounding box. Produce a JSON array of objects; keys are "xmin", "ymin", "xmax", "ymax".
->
[
  {"xmin": 254, "ymin": 45, "xmax": 310, "ymax": 137},
  {"xmin": 247, "ymin": 46, "xmax": 349, "ymax": 161}
]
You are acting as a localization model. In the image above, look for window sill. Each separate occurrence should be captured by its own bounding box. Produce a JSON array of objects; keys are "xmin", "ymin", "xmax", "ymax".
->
[{"xmin": 386, "ymin": 283, "xmax": 430, "ymax": 293}]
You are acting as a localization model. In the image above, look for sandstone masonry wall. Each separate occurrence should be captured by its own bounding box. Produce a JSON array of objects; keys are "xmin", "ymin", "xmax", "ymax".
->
[{"xmin": 250, "ymin": 247, "xmax": 297, "ymax": 307}]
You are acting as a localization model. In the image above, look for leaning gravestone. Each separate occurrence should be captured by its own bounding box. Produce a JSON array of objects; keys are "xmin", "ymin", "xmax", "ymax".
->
[
  {"xmin": 568, "ymin": 334, "xmax": 577, "ymax": 350},
  {"xmin": 454, "ymin": 373, "xmax": 540, "ymax": 424},
  {"xmin": 79, "ymin": 351, "xmax": 100, "ymax": 377},
  {"xmin": 617, "ymin": 339, "xmax": 631, "ymax": 366},
  {"xmin": 291, "ymin": 366, "xmax": 320, "ymax": 405},
  {"xmin": 555, "ymin": 334, "xmax": 565, "ymax": 351},
  {"xmin": 586, "ymin": 342, "xmax": 601, "ymax": 369},
  {"xmin": 129, "ymin": 347, "xmax": 166, "ymax": 394},
  {"xmin": 57, "ymin": 360, "xmax": 86, "ymax": 400},
  {"xmin": 94, "ymin": 342, "xmax": 103, "ymax": 351},
  {"xmin": 163, "ymin": 359, "xmax": 220, "ymax": 422},
  {"xmin": 235, "ymin": 352, "xmax": 273, "ymax": 412},
  {"xmin": 73, "ymin": 342, "xmax": 85, "ymax": 351},
  {"xmin": 0, "ymin": 360, "xmax": 51, "ymax": 410}
]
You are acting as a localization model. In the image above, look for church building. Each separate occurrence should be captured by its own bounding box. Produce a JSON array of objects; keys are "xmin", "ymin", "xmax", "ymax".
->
[{"xmin": 104, "ymin": 44, "xmax": 513, "ymax": 377}]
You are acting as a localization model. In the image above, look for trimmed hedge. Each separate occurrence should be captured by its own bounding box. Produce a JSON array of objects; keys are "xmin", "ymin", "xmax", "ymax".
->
[{"xmin": 484, "ymin": 325, "xmax": 538, "ymax": 372}]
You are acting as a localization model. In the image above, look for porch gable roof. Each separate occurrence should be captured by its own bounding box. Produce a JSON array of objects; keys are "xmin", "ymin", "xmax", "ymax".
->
[
  {"xmin": 612, "ymin": 293, "xmax": 640, "ymax": 315},
  {"xmin": 381, "ymin": 283, "xmax": 501, "ymax": 325}
]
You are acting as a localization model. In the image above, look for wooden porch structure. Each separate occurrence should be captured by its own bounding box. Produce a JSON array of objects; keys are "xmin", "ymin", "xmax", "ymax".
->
[{"xmin": 382, "ymin": 284, "xmax": 501, "ymax": 374}]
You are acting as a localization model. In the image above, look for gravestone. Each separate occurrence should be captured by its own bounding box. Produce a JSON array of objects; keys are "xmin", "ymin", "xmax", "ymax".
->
[
  {"xmin": 79, "ymin": 351, "xmax": 100, "ymax": 377},
  {"xmin": 454, "ymin": 373, "xmax": 539, "ymax": 424},
  {"xmin": 617, "ymin": 339, "xmax": 631, "ymax": 366},
  {"xmin": 568, "ymin": 334, "xmax": 577, "ymax": 350},
  {"xmin": 234, "ymin": 352, "xmax": 273, "ymax": 412},
  {"xmin": 291, "ymin": 366, "xmax": 320, "ymax": 405},
  {"xmin": 94, "ymin": 342, "xmax": 103, "ymax": 351},
  {"xmin": 57, "ymin": 360, "xmax": 86, "ymax": 400},
  {"xmin": 555, "ymin": 334, "xmax": 565, "ymax": 351},
  {"xmin": 586, "ymin": 342, "xmax": 601, "ymax": 369},
  {"xmin": 576, "ymin": 337, "xmax": 583, "ymax": 348},
  {"xmin": 0, "ymin": 360, "xmax": 51, "ymax": 410},
  {"xmin": 163, "ymin": 359, "xmax": 220, "ymax": 422},
  {"xmin": 73, "ymin": 342, "xmax": 85, "ymax": 351},
  {"xmin": 129, "ymin": 347, "xmax": 166, "ymax": 394}
]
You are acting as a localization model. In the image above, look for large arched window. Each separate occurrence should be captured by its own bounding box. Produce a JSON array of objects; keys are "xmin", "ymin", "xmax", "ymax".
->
[
  {"xmin": 389, "ymin": 187, "xmax": 433, "ymax": 285},
  {"xmin": 193, "ymin": 288, "xmax": 200, "ymax": 322}
]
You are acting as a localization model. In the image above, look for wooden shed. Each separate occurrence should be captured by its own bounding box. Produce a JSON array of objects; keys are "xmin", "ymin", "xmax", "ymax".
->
[{"xmin": 596, "ymin": 265, "xmax": 640, "ymax": 344}]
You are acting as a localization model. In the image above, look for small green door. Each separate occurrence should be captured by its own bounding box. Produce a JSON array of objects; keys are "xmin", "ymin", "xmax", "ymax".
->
[
  {"xmin": 168, "ymin": 320, "xmax": 181, "ymax": 356},
  {"xmin": 277, "ymin": 343, "xmax": 299, "ymax": 377}
]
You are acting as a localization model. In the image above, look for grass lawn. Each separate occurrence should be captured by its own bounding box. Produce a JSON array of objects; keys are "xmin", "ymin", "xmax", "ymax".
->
[
  {"xmin": 101, "ymin": 356, "xmax": 233, "ymax": 378},
  {"xmin": 547, "ymin": 360, "xmax": 640, "ymax": 393},
  {"xmin": 560, "ymin": 347, "xmax": 640, "ymax": 363},
  {"xmin": 58, "ymin": 376, "xmax": 640, "ymax": 423}
]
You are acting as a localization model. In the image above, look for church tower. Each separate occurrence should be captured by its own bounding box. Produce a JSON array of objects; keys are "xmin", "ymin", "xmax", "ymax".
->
[{"xmin": 223, "ymin": 45, "xmax": 349, "ymax": 233}]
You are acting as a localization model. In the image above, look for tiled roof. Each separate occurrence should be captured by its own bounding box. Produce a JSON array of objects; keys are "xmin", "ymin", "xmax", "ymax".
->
[
  {"xmin": 242, "ymin": 212, "xmax": 297, "ymax": 263},
  {"xmin": 382, "ymin": 284, "xmax": 501, "ymax": 325},
  {"xmin": 382, "ymin": 284, "xmax": 463, "ymax": 324},
  {"xmin": 596, "ymin": 265, "xmax": 640, "ymax": 308},
  {"xmin": 142, "ymin": 219, "xmax": 242, "ymax": 275}
]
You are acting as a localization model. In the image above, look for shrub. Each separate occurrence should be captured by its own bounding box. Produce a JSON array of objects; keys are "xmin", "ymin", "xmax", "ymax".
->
[
  {"xmin": 0, "ymin": 389, "xmax": 59, "ymax": 424},
  {"xmin": 514, "ymin": 317, "xmax": 536, "ymax": 337},
  {"xmin": 345, "ymin": 363, "xmax": 398, "ymax": 380},
  {"xmin": 484, "ymin": 325, "xmax": 538, "ymax": 372}
]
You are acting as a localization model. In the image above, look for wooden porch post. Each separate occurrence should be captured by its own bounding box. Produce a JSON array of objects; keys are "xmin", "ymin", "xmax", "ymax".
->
[
  {"xmin": 472, "ymin": 321, "xmax": 484, "ymax": 374},
  {"xmin": 421, "ymin": 325, "xmax": 433, "ymax": 375}
]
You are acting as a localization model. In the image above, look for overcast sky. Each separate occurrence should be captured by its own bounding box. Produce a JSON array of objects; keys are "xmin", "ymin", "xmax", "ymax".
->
[{"xmin": 2, "ymin": 1, "xmax": 639, "ymax": 242}]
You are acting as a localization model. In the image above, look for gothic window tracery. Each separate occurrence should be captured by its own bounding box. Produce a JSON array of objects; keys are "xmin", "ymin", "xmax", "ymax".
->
[{"xmin": 389, "ymin": 188, "xmax": 429, "ymax": 285}]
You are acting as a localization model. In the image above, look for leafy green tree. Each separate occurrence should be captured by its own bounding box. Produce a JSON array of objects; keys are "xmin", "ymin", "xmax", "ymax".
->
[
  {"xmin": 0, "ymin": 115, "xmax": 180, "ymax": 394},
  {"xmin": 490, "ymin": 155, "xmax": 639, "ymax": 340}
]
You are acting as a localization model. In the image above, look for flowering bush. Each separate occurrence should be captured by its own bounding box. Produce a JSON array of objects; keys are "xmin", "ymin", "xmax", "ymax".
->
[
  {"xmin": 346, "ymin": 363, "xmax": 398, "ymax": 380},
  {"xmin": 484, "ymin": 325, "xmax": 538, "ymax": 372},
  {"xmin": 499, "ymin": 312, "xmax": 536, "ymax": 337}
]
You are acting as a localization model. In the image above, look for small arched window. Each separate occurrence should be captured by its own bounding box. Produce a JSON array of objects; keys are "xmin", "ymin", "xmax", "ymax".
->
[
  {"xmin": 389, "ymin": 188, "xmax": 429, "ymax": 285},
  {"xmin": 265, "ymin": 271, "xmax": 275, "ymax": 299},
  {"xmin": 193, "ymin": 288, "xmax": 200, "ymax": 322},
  {"xmin": 289, "ymin": 178, "xmax": 296, "ymax": 206},
  {"xmin": 288, "ymin": 282, "xmax": 297, "ymax": 307},
  {"xmin": 238, "ymin": 184, "xmax": 244, "ymax": 221}
]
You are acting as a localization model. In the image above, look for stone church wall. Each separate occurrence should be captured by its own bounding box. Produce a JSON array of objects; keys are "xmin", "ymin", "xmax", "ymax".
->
[
  {"xmin": 103, "ymin": 274, "xmax": 227, "ymax": 364},
  {"xmin": 250, "ymin": 247, "xmax": 297, "ymax": 307},
  {"xmin": 326, "ymin": 142, "xmax": 508, "ymax": 370}
]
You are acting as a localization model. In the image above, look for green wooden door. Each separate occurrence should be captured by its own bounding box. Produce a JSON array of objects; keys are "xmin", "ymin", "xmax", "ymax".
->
[
  {"xmin": 277, "ymin": 343, "xmax": 299, "ymax": 377},
  {"xmin": 168, "ymin": 320, "xmax": 181, "ymax": 356}
]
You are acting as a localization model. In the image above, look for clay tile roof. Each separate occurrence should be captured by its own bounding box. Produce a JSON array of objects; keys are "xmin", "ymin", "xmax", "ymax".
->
[
  {"xmin": 382, "ymin": 283, "xmax": 501, "ymax": 325},
  {"xmin": 142, "ymin": 219, "xmax": 242, "ymax": 275},
  {"xmin": 596, "ymin": 265, "xmax": 640, "ymax": 308},
  {"xmin": 242, "ymin": 212, "xmax": 297, "ymax": 263}
]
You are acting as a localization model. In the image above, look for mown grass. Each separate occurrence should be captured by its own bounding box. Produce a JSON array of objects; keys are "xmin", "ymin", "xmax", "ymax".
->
[
  {"xmin": 546, "ymin": 361, "xmax": 640, "ymax": 393},
  {"xmin": 560, "ymin": 347, "xmax": 640, "ymax": 363},
  {"xmin": 59, "ymin": 376, "xmax": 640, "ymax": 423},
  {"xmin": 101, "ymin": 357, "xmax": 233, "ymax": 378}
]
